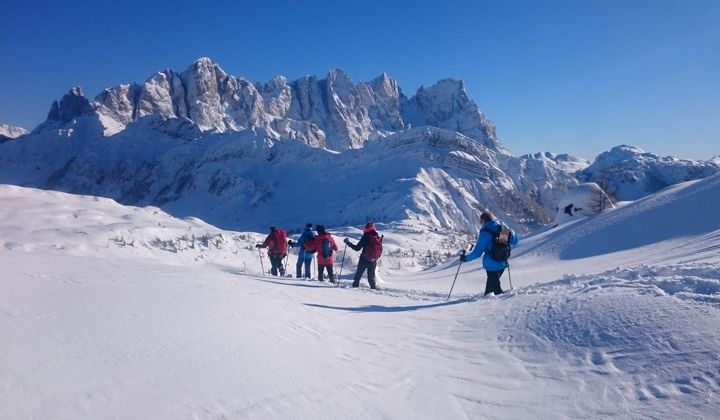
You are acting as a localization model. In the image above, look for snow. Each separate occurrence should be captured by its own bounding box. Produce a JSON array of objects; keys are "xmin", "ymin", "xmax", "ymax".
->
[
  {"xmin": 0, "ymin": 123, "xmax": 29, "ymax": 139},
  {"xmin": 553, "ymin": 182, "xmax": 614, "ymax": 226},
  {"xmin": 1, "ymin": 175, "xmax": 719, "ymax": 419}
]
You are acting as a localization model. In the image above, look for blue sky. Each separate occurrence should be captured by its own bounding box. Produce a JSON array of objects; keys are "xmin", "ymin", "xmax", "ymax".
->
[{"xmin": 1, "ymin": 0, "xmax": 718, "ymax": 160}]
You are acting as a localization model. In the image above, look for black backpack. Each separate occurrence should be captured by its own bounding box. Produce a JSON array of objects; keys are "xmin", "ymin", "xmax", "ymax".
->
[{"xmin": 482, "ymin": 224, "xmax": 512, "ymax": 262}]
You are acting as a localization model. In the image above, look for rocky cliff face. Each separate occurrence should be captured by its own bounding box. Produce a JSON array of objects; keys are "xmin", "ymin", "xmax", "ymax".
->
[{"xmin": 87, "ymin": 58, "xmax": 502, "ymax": 154}]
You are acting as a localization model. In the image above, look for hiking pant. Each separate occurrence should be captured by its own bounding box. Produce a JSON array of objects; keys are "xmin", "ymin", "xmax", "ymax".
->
[
  {"xmin": 484, "ymin": 268, "xmax": 505, "ymax": 295},
  {"xmin": 269, "ymin": 253, "xmax": 286, "ymax": 276},
  {"xmin": 318, "ymin": 264, "xmax": 335, "ymax": 283},
  {"xmin": 352, "ymin": 258, "xmax": 377, "ymax": 289},
  {"xmin": 296, "ymin": 251, "xmax": 313, "ymax": 278}
]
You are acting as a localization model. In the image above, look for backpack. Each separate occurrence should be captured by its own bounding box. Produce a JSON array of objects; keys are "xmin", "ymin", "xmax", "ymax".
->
[
  {"xmin": 362, "ymin": 233, "xmax": 383, "ymax": 262},
  {"xmin": 273, "ymin": 228, "xmax": 287, "ymax": 254},
  {"xmin": 482, "ymin": 224, "xmax": 512, "ymax": 262},
  {"xmin": 321, "ymin": 237, "xmax": 333, "ymax": 258},
  {"xmin": 303, "ymin": 233, "xmax": 317, "ymax": 253}
]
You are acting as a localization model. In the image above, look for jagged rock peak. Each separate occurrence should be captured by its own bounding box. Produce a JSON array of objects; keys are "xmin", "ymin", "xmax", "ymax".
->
[
  {"xmin": 0, "ymin": 124, "xmax": 29, "ymax": 138},
  {"xmin": 47, "ymin": 87, "xmax": 95, "ymax": 123},
  {"xmin": 369, "ymin": 72, "xmax": 401, "ymax": 98}
]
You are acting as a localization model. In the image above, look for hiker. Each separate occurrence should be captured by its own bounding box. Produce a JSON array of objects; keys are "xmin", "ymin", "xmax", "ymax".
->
[
  {"xmin": 256, "ymin": 226, "xmax": 288, "ymax": 276},
  {"xmin": 288, "ymin": 223, "xmax": 316, "ymax": 278},
  {"xmin": 344, "ymin": 222, "xmax": 383, "ymax": 289},
  {"xmin": 302, "ymin": 231, "xmax": 318, "ymax": 278},
  {"xmin": 460, "ymin": 211, "xmax": 518, "ymax": 295},
  {"xmin": 306, "ymin": 225, "xmax": 338, "ymax": 283}
]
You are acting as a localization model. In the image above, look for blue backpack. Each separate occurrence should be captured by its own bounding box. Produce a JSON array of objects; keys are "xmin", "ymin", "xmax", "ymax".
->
[{"xmin": 321, "ymin": 238, "xmax": 333, "ymax": 258}]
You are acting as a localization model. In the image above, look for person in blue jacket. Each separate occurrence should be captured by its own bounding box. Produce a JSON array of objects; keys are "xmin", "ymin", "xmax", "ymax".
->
[
  {"xmin": 288, "ymin": 223, "xmax": 316, "ymax": 278},
  {"xmin": 460, "ymin": 211, "xmax": 519, "ymax": 295}
]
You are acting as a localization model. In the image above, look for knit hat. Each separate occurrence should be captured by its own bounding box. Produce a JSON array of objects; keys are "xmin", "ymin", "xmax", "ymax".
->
[
  {"xmin": 305, "ymin": 223, "xmax": 313, "ymax": 228},
  {"xmin": 316, "ymin": 225, "xmax": 326, "ymax": 234},
  {"xmin": 363, "ymin": 221, "xmax": 375, "ymax": 234}
]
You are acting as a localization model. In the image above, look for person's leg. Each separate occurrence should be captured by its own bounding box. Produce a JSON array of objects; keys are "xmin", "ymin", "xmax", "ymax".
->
[
  {"xmin": 270, "ymin": 255, "xmax": 280, "ymax": 276},
  {"xmin": 279, "ymin": 255, "xmax": 286, "ymax": 276},
  {"xmin": 353, "ymin": 259, "xmax": 369, "ymax": 287},
  {"xmin": 493, "ymin": 268, "xmax": 505, "ymax": 295},
  {"xmin": 303, "ymin": 257, "xmax": 312, "ymax": 278},
  {"xmin": 296, "ymin": 252, "xmax": 304, "ymax": 278},
  {"xmin": 485, "ymin": 270, "xmax": 504, "ymax": 295},
  {"xmin": 366, "ymin": 261, "xmax": 377, "ymax": 289},
  {"xmin": 318, "ymin": 264, "xmax": 325, "ymax": 282},
  {"xmin": 327, "ymin": 265, "xmax": 335, "ymax": 283}
]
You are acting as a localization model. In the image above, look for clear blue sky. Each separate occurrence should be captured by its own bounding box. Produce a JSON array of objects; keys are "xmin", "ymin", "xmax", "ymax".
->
[{"xmin": 1, "ymin": 0, "xmax": 718, "ymax": 160}]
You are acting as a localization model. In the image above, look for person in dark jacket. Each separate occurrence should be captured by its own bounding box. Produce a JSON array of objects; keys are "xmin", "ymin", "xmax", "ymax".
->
[
  {"xmin": 256, "ymin": 226, "xmax": 287, "ymax": 276},
  {"xmin": 344, "ymin": 222, "xmax": 383, "ymax": 289},
  {"xmin": 460, "ymin": 211, "xmax": 518, "ymax": 295},
  {"xmin": 305, "ymin": 225, "xmax": 339, "ymax": 283},
  {"xmin": 288, "ymin": 223, "xmax": 315, "ymax": 278}
]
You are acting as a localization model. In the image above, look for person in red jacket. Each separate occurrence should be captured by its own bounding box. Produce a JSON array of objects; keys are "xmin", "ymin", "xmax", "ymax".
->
[
  {"xmin": 305, "ymin": 225, "xmax": 338, "ymax": 283},
  {"xmin": 344, "ymin": 222, "xmax": 383, "ymax": 289},
  {"xmin": 256, "ymin": 226, "xmax": 287, "ymax": 276}
]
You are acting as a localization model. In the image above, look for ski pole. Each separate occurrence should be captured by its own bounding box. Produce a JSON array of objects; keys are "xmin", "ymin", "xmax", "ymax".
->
[
  {"xmin": 447, "ymin": 250, "xmax": 466, "ymax": 301},
  {"xmin": 447, "ymin": 244, "xmax": 473, "ymax": 300},
  {"xmin": 507, "ymin": 263, "xmax": 513, "ymax": 290},
  {"xmin": 337, "ymin": 243, "xmax": 348, "ymax": 287},
  {"xmin": 258, "ymin": 248, "xmax": 265, "ymax": 276}
]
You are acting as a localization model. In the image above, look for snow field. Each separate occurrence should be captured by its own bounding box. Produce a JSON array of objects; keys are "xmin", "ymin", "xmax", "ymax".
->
[{"xmin": 1, "ymin": 177, "xmax": 720, "ymax": 419}]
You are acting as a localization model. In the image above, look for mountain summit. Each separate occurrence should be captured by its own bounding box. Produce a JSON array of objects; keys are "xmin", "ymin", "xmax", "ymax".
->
[{"xmin": 80, "ymin": 57, "xmax": 504, "ymax": 152}]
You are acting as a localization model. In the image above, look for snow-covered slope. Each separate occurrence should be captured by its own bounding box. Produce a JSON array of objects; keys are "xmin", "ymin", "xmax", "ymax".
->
[
  {"xmin": 1, "ymin": 176, "xmax": 719, "ymax": 419},
  {"xmin": 578, "ymin": 145, "xmax": 720, "ymax": 200},
  {"xmin": 552, "ymin": 182, "xmax": 614, "ymax": 226},
  {"xmin": 0, "ymin": 114, "xmax": 576, "ymax": 233}
]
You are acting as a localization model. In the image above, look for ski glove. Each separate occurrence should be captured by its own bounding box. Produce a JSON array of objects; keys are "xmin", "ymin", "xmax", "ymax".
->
[
  {"xmin": 255, "ymin": 244, "xmax": 262, "ymax": 248},
  {"xmin": 343, "ymin": 238, "xmax": 350, "ymax": 244},
  {"xmin": 288, "ymin": 240, "xmax": 294, "ymax": 246},
  {"xmin": 459, "ymin": 255, "xmax": 468, "ymax": 263}
]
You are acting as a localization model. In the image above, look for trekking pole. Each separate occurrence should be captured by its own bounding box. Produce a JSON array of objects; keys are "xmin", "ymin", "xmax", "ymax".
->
[
  {"xmin": 447, "ymin": 244, "xmax": 473, "ymax": 301},
  {"xmin": 337, "ymin": 243, "xmax": 348, "ymax": 287},
  {"xmin": 284, "ymin": 251, "xmax": 289, "ymax": 275},
  {"xmin": 447, "ymin": 250, "xmax": 465, "ymax": 300},
  {"xmin": 258, "ymin": 248, "xmax": 265, "ymax": 276},
  {"xmin": 507, "ymin": 263, "xmax": 513, "ymax": 290}
]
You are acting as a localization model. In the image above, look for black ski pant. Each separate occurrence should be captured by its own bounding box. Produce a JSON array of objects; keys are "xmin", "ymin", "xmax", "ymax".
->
[
  {"xmin": 484, "ymin": 268, "xmax": 505, "ymax": 295},
  {"xmin": 352, "ymin": 258, "xmax": 377, "ymax": 289},
  {"xmin": 269, "ymin": 253, "xmax": 286, "ymax": 276},
  {"xmin": 318, "ymin": 264, "xmax": 335, "ymax": 283}
]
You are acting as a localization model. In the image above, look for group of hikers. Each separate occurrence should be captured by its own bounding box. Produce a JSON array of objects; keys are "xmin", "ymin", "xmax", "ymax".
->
[
  {"xmin": 255, "ymin": 211, "xmax": 518, "ymax": 296},
  {"xmin": 255, "ymin": 221, "xmax": 383, "ymax": 289}
]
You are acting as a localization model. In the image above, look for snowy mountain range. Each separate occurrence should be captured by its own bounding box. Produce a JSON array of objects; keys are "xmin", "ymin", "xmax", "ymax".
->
[
  {"xmin": 578, "ymin": 145, "xmax": 720, "ymax": 201},
  {"xmin": 0, "ymin": 58, "xmax": 717, "ymax": 233}
]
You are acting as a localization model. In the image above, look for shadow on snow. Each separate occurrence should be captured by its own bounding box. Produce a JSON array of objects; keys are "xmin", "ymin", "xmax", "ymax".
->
[{"xmin": 303, "ymin": 298, "xmax": 474, "ymax": 313}]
